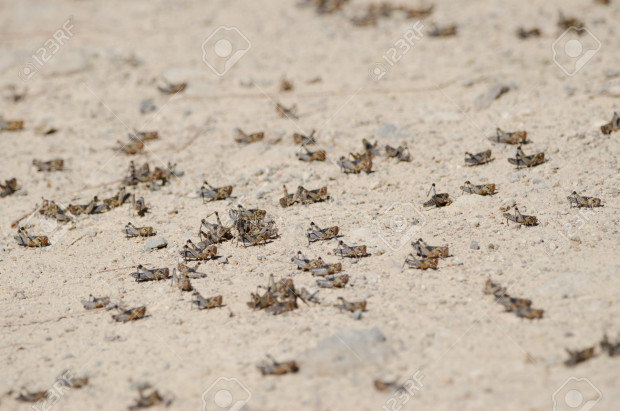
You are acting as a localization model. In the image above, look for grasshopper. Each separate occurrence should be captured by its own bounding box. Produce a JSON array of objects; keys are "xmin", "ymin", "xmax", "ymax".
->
[
  {"xmin": 567, "ymin": 191, "xmax": 602, "ymax": 208},
  {"xmin": 291, "ymin": 251, "xmax": 325, "ymax": 271},
  {"xmin": 460, "ymin": 181, "xmax": 496, "ymax": 196},
  {"xmin": 129, "ymin": 131, "xmax": 159, "ymax": 141},
  {"xmin": 257, "ymin": 355, "xmax": 299, "ymax": 375},
  {"xmin": 489, "ymin": 128, "xmax": 528, "ymax": 144},
  {"xmin": 293, "ymin": 130, "xmax": 316, "ymax": 145},
  {"xmin": 115, "ymin": 138, "xmax": 144, "ymax": 155},
  {"xmin": 102, "ymin": 186, "xmax": 131, "ymax": 209},
  {"xmin": 337, "ymin": 154, "xmax": 372, "ymax": 174},
  {"xmin": 240, "ymin": 231, "xmax": 271, "ymax": 247},
  {"xmin": 279, "ymin": 185, "xmax": 299, "ymax": 208},
  {"xmin": 311, "ymin": 262, "xmax": 342, "ymax": 276},
  {"xmin": 123, "ymin": 222, "xmax": 156, "ymax": 238},
  {"xmin": 515, "ymin": 307, "xmax": 544, "ymax": 320},
  {"xmin": 558, "ymin": 11, "xmax": 583, "ymax": 30},
  {"xmin": 317, "ymin": 274, "xmax": 349, "ymax": 288},
  {"xmin": 0, "ymin": 117, "xmax": 23, "ymax": 131},
  {"xmin": 508, "ymin": 145, "xmax": 545, "ymax": 168},
  {"xmin": 32, "ymin": 158, "xmax": 64, "ymax": 172},
  {"xmin": 334, "ymin": 297, "xmax": 367, "ymax": 312},
  {"xmin": 181, "ymin": 240, "xmax": 217, "ymax": 261},
  {"xmin": 306, "ymin": 222, "xmax": 339, "ymax": 243},
  {"xmin": 600, "ymin": 334, "xmax": 620, "ymax": 357},
  {"xmin": 15, "ymin": 390, "xmax": 48, "ymax": 402},
  {"xmin": 229, "ymin": 205, "xmax": 267, "ymax": 222},
  {"xmin": 483, "ymin": 279, "xmax": 507, "ymax": 298},
  {"xmin": 177, "ymin": 262, "xmax": 207, "ymax": 279},
  {"xmin": 503, "ymin": 206, "xmax": 538, "ymax": 226},
  {"xmin": 374, "ymin": 379, "xmax": 408, "ymax": 393},
  {"xmin": 199, "ymin": 211, "xmax": 233, "ymax": 245},
  {"xmin": 68, "ymin": 196, "xmax": 108, "ymax": 215},
  {"xmin": 601, "ymin": 112, "xmax": 620, "ymax": 135},
  {"xmin": 266, "ymin": 300, "xmax": 298, "ymax": 315},
  {"xmin": 411, "ymin": 238, "xmax": 449, "ymax": 259},
  {"xmin": 564, "ymin": 347, "xmax": 596, "ymax": 367},
  {"xmin": 132, "ymin": 195, "xmax": 149, "ymax": 217},
  {"xmin": 385, "ymin": 144, "xmax": 411, "ymax": 162},
  {"xmin": 296, "ymin": 146, "xmax": 326, "ymax": 162},
  {"xmin": 423, "ymin": 183, "xmax": 452, "ymax": 208},
  {"xmin": 171, "ymin": 268, "xmax": 193, "ymax": 291},
  {"xmin": 334, "ymin": 240, "xmax": 368, "ymax": 259},
  {"xmin": 234, "ymin": 128, "xmax": 264, "ymax": 144},
  {"xmin": 0, "ymin": 178, "xmax": 19, "ymax": 197},
  {"xmin": 516, "ymin": 27, "xmax": 541, "ymax": 39},
  {"xmin": 464, "ymin": 150, "xmax": 493, "ymax": 166},
  {"xmin": 14, "ymin": 226, "xmax": 49, "ymax": 247},
  {"xmin": 39, "ymin": 199, "xmax": 72, "ymax": 222},
  {"xmin": 130, "ymin": 384, "xmax": 169, "ymax": 409},
  {"xmin": 427, "ymin": 23, "xmax": 457, "ymax": 37},
  {"xmin": 362, "ymin": 139, "xmax": 380, "ymax": 157},
  {"xmin": 403, "ymin": 254, "xmax": 438, "ymax": 270},
  {"xmin": 199, "ymin": 181, "xmax": 233, "ymax": 202},
  {"xmin": 131, "ymin": 265, "xmax": 170, "ymax": 282},
  {"xmin": 81, "ymin": 295, "xmax": 110, "ymax": 310},
  {"xmin": 280, "ymin": 185, "xmax": 328, "ymax": 207},
  {"xmin": 485, "ymin": 280, "xmax": 544, "ymax": 320},
  {"xmin": 275, "ymin": 103, "xmax": 298, "ymax": 119},
  {"xmin": 497, "ymin": 296, "xmax": 532, "ymax": 312},
  {"xmin": 192, "ymin": 291, "xmax": 223, "ymax": 309},
  {"xmin": 112, "ymin": 306, "xmax": 146, "ymax": 322},
  {"xmin": 157, "ymin": 81, "xmax": 186, "ymax": 94}
]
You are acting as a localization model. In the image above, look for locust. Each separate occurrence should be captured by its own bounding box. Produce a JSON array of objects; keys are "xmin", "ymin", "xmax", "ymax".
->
[
  {"xmin": 517, "ymin": 27, "xmax": 541, "ymax": 39},
  {"xmin": 132, "ymin": 195, "xmax": 149, "ymax": 217},
  {"xmin": 374, "ymin": 379, "xmax": 408, "ymax": 393},
  {"xmin": 567, "ymin": 191, "xmax": 602, "ymax": 208},
  {"xmin": 317, "ymin": 274, "xmax": 349, "ymax": 288},
  {"xmin": 240, "ymin": 231, "xmax": 271, "ymax": 247},
  {"xmin": 266, "ymin": 300, "xmax": 298, "ymax": 315},
  {"xmin": 0, "ymin": 178, "xmax": 19, "ymax": 197},
  {"xmin": 423, "ymin": 183, "xmax": 452, "ymax": 208},
  {"xmin": 334, "ymin": 240, "xmax": 368, "ymax": 259},
  {"xmin": 275, "ymin": 103, "xmax": 298, "ymax": 119},
  {"xmin": 234, "ymin": 128, "xmax": 264, "ymax": 144},
  {"xmin": 483, "ymin": 279, "xmax": 507, "ymax": 298},
  {"xmin": 14, "ymin": 226, "xmax": 49, "ymax": 247},
  {"xmin": 15, "ymin": 389, "xmax": 48, "ymax": 402},
  {"xmin": 192, "ymin": 291, "xmax": 223, "ymax": 310},
  {"xmin": 601, "ymin": 112, "xmax": 620, "ymax": 135},
  {"xmin": 279, "ymin": 185, "xmax": 299, "ymax": 208},
  {"xmin": 39, "ymin": 199, "xmax": 72, "ymax": 222},
  {"xmin": 129, "ymin": 384, "xmax": 170, "ymax": 410},
  {"xmin": 484, "ymin": 279, "xmax": 544, "ymax": 320},
  {"xmin": 403, "ymin": 254, "xmax": 438, "ymax": 270},
  {"xmin": 32, "ymin": 159, "xmax": 64, "ymax": 172},
  {"xmin": 280, "ymin": 185, "xmax": 328, "ymax": 207},
  {"xmin": 600, "ymin": 334, "xmax": 620, "ymax": 357},
  {"xmin": 229, "ymin": 205, "xmax": 267, "ymax": 222},
  {"xmin": 0, "ymin": 117, "xmax": 23, "ymax": 131},
  {"xmin": 291, "ymin": 251, "xmax": 325, "ymax": 271},
  {"xmin": 460, "ymin": 181, "xmax": 496, "ymax": 196},
  {"xmin": 428, "ymin": 23, "xmax": 457, "ymax": 37},
  {"xmin": 257, "ymin": 355, "xmax": 299, "ymax": 376},
  {"xmin": 296, "ymin": 146, "xmax": 326, "ymax": 162},
  {"xmin": 81, "ymin": 295, "xmax": 110, "ymax": 310},
  {"xmin": 503, "ymin": 206, "xmax": 538, "ymax": 226},
  {"xmin": 362, "ymin": 139, "xmax": 380, "ymax": 157},
  {"xmin": 102, "ymin": 186, "xmax": 131, "ymax": 209},
  {"xmin": 508, "ymin": 145, "xmax": 545, "ymax": 168},
  {"xmin": 115, "ymin": 137, "xmax": 144, "ymax": 155},
  {"xmin": 177, "ymin": 262, "xmax": 207, "ymax": 279},
  {"xmin": 68, "ymin": 196, "xmax": 108, "ymax": 215},
  {"xmin": 199, "ymin": 211, "xmax": 233, "ymax": 245},
  {"xmin": 337, "ymin": 154, "xmax": 372, "ymax": 174},
  {"xmin": 199, "ymin": 181, "xmax": 233, "ymax": 202},
  {"xmin": 181, "ymin": 240, "xmax": 217, "ymax": 261},
  {"xmin": 464, "ymin": 150, "xmax": 493, "ymax": 166},
  {"xmin": 515, "ymin": 307, "xmax": 544, "ymax": 320},
  {"xmin": 489, "ymin": 128, "xmax": 529, "ymax": 144},
  {"xmin": 131, "ymin": 265, "xmax": 170, "ymax": 282},
  {"xmin": 157, "ymin": 81, "xmax": 186, "ymax": 94},
  {"xmin": 293, "ymin": 130, "xmax": 316, "ymax": 145},
  {"xmin": 558, "ymin": 11, "xmax": 584, "ymax": 31},
  {"xmin": 411, "ymin": 238, "xmax": 449, "ymax": 259},
  {"xmin": 334, "ymin": 297, "xmax": 367, "ymax": 312},
  {"xmin": 123, "ymin": 222, "xmax": 156, "ymax": 238},
  {"xmin": 112, "ymin": 306, "xmax": 146, "ymax": 322},
  {"xmin": 311, "ymin": 262, "xmax": 342, "ymax": 276},
  {"xmin": 171, "ymin": 268, "xmax": 193, "ymax": 291},
  {"xmin": 564, "ymin": 347, "xmax": 596, "ymax": 367},
  {"xmin": 306, "ymin": 222, "xmax": 339, "ymax": 243},
  {"xmin": 385, "ymin": 144, "xmax": 411, "ymax": 162}
]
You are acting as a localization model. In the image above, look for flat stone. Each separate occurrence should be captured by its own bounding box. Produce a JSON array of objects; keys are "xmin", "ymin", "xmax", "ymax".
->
[{"xmin": 144, "ymin": 237, "xmax": 167, "ymax": 251}]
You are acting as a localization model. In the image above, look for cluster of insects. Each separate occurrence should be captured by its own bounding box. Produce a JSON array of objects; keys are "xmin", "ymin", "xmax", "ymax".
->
[
  {"xmin": 247, "ymin": 274, "xmax": 318, "ymax": 315},
  {"xmin": 483, "ymin": 279, "xmax": 544, "ymax": 320},
  {"xmin": 404, "ymin": 238, "xmax": 449, "ymax": 270}
]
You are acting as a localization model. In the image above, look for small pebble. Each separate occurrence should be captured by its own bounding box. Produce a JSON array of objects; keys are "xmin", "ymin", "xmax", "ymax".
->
[
  {"xmin": 352, "ymin": 309, "xmax": 363, "ymax": 320},
  {"xmin": 140, "ymin": 99, "xmax": 156, "ymax": 114},
  {"xmin": 144, "ymin": 237, "xmax": 167, "ymax": 251},
  {"xmin": 470, "ymin": 241, "xmax": 480, "ymax": 250}
]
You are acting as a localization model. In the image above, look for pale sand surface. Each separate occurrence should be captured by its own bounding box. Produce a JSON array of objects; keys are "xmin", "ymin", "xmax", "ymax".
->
[{"xmin": 1, "ymin": 1, "xmax": 619, "ymax": 410}]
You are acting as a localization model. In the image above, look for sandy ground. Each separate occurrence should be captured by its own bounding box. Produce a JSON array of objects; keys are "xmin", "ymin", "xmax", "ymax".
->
[{"xmin": 1, "ymin": 0, "xmax": 620, "ymax": 410}]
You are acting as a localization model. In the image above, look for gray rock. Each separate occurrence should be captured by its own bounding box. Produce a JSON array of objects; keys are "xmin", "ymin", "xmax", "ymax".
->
[
  {"xmin": 140, "ymin": 99, "xmax": 156, "ymax": 114},
  {"xmin": 474, "ymin": 83, "xmax": 515, "ymax": 110},
  {"xmin": 144, "ymin": 237, "xmax": 167, "ymax": 251},
  {"xmin": 352, "ymin": 309, "xmax": 363, "ymax": 320},
  {"xmin": 376, "ymin": 124, "xmax": 397, "ymax": 138},
  {"xmin": 470, "ymin": 241, "xmax": 480, "ymax": 250}
]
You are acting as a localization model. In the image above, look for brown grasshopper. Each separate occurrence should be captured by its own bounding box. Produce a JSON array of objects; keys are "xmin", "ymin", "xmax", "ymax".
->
[
  {"xmin": 123, "ymin": 222, "xmax": 156, "ymax": 238},
  {"xmin": 558, "ymin": 11, "xmax": 584, "ymax": 31},
  {"xmin": 14, "ymin": 226, "xmax": 49, "ymax": 247},
  {"xmin": 280, "ymin": 185, "xmax": 328, "ymax": 207},
  {"xmin": 489, "ymin": 128, "xmax": 529, "ymax": 144},
  {"xmin": 564, "ymin": 347, "xmax": 596, "ymax": 367},
  {"xmin": 81, "ymin": 295, "xmax": 110, "ymax": 310},
  {"xmin": 181, "ymin": 240, "xmax": 217, "ymax": 261},
  {"xmin": 131, "ymin": 265, "xmax": 170, "ymax": 282},
  {"xmin": 503, "ymin": 206, "xmax": 538, "ymax": 226},
  {"xmin": 0, "ymin": 178, "xmax": 19, "ymax": 197},
  {"xmin": 257, "ymin": 355, "xmax": 299, "ymax": 375},
  {"xmin": 15, "ymin": 389, "xmax": 48, "ymax": 402},
  {"xmin": 508, "ymin": 145, "xmax": 545, "ymax": 168},
  {"xmin": 130, "ymin": 384, "xmax": 170, "ymax": 409},
  {"xmin": 192, "ymin": 291, "xmax": 223, "ymax": 309},
  {"xmin": 158, "ymin": 81, "xmax": 186, "ymax": 94},
  {"xmin": 296, "ymin": 146, "xmax": 326, "ymax": 162},
  {"xmin": 334, "ymin": 297, "xmax": 367, "ymax": 312},
  {"xmin": 362, "ymin": 139, "xmax": 380, "ymax": 157},
  {"xmin": 234, "ymin": 128, "xmax": 264, "ymax": 144},
  {"xmin": 411, "ymin": 238, "xmax": 449, "ymax": 259},
  {"xmin": 483, "ymin": 279, "xmax": 507, "ymax": 298},
  {"xmin": 115, "ymin": 138, "xmax": 144, "ymax": 155},
  {"xmin": 337, "ymin": 154, "xmax": 372, "ymax": 174},
  {"xmin": 460, "ymin": 181, "xmax": 496, "ymax": 196},
  {"xmin": 464, "ymin": 150, "xmax": 493, "ymax": 166},
  {"xmin": 112, "ymin": 306, "xmax": 146, "ymax": 322},
  {"xmin": 428, "ymin": 23, "xmax": 457, "ymax": 37},
  {"xmin": 334, "ymin": 240, "xmax": 368, "ymax": 259},
  {"xmin": 317, "ymin": 274, "xmax": 349, "ymax": 288},
  {"xmin": 516, "ymin": 27, "xmax": 541, "ymax": 39},
  {"xmin": 199, "ymin": 211, "xmax": 233, "ymax": 245},
  {"xmin": 311, "ymin": 262, "xmax": 342, "ymax": 276},
  {"xmin": 0, "ymin": 117, "xmax": 23, "ymax": 131},
  {"xmin": 39, "ymin": 199, "xmax": 72, "ymax": 222},
  {"xmin": 485, "ymin": 280, "xmax": 544, "ymax": 320},
  {"xmin": 171, "ymin": 268, "xmax": 193, "ymax": 291},
  {"xmin": 423, "ymin": 183, "xmax": 452, "ymax": 208},
  {"xmin": 293, "ymin": 130, "xmax": 316, "ymax": 145},
  {"xmin": 567, "ymin": 191, "xmax": 602, "ymax": 208},
  {"xmin": 240, "ymin": 231, "xmax": 271, "ymax": 247},
  {"xmin": 199, "ymin": 181, "xmax": 233, "ymax": 202},
  {"xmin": 266, "ymin": 300, "xmax": 298, "ymax": 315},
  {"xmin": 102, "ymin": 186, "xmax": 131, "ymax": 209},
  {"xmin": 515, "ymin": 307, "xmax": 544, "ymax": 320},
  {"xmin": 279, "ymin": 185, "xmax": 299, "ymax": 208},
  {"xmin": 68, "ymin": 196, "xmax": 108, "ymax": 215},
  {"xmin": 129, "ymin": 131, "xmax": 159, "ymax": 141},
  {"xmin": 291, "ymin": 251, "xmax": 325, "ymax": 271},
  {"xmin": 306, "ymin": 222, "xmax": 339, "ymax": 243},
  {"xmin": 385, "ymin": 144, "xmax": 411, "ymax": 162},
  {"xmin": 403, "ymin": 254, "xmax": 438, "ymax": 270},
  {"xmin": 374, "ymin": 379, "xmax": 408, "ymax": 393},
  {"xmin": 275, "ymin": 103, "xmax": 298, "ymax": 119},
  {"xmin": 600, "ymin": 334, "xmax": 620, "ymax": 357},
  {"xmin": 177, "ymin": 262, "xmax": 207, "ymax": 279},
  {"xmin": 229, "ymin": 204, "xmax": 267, "ymax": 222},
  {"xmin": 601, "ymin": 112, "xmax": 619, "ymax": 135},
  {"xmin": 32, "ymin": 159, "xmax": 64, "ymax": 172},
  {"xmin": 132, "ymin": 195, "xmax": 149, "ymax": 217}
]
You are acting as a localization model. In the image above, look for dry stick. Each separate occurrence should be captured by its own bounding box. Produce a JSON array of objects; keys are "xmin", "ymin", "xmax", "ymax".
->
[
  {"xmin": 589, "ymin": 93, "xmax": 620, "ymax": 99},
  {"xmin": 177, "ymin": 123, "xmax": 211, "ymax": 153},
  {"xmin": 67, "ymin": 234, "xmax": 87, "ymax": 247},
  {"xmin": 97, "ymin": 264, "xmax": 139, "ymax": 273}
]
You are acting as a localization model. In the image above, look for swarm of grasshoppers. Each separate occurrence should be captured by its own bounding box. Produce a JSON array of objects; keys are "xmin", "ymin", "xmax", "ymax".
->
[{"xmin": 483, "ymin": 279, "xmax": 544, "ymax": 320}]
